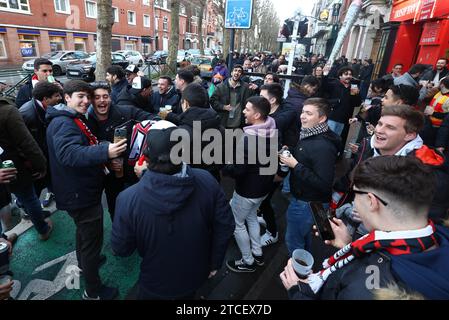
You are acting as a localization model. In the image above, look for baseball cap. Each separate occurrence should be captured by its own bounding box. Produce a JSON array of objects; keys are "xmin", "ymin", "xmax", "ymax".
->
[
  {"xmin": 126, "ymin": 64, "xmax": 139, "ymax": 74},
  {"xmin": 145, "ymin": 120, "xmax": 179, "ymax": 164},
  {"xmin": 130, "ymin": 76, "xmax": 152, "ymax": 94}
]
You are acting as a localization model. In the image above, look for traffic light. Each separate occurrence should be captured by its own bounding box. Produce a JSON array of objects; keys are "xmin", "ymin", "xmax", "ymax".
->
[
  {"xmin": 298, "ymin": 18, "xmax": 308, "ymax": 38},
  {"xmin": 280, "ymin": 18, "xmax": 308, "ymax": 39},
  {"xmin": 280, "ymin": 19, "xmax": 294, "ymax": 38}
]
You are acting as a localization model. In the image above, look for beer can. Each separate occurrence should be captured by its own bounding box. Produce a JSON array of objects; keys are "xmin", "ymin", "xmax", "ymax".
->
[{"xmin": 2, "ymin": 160, "xmax": 15, "ymax": 169}]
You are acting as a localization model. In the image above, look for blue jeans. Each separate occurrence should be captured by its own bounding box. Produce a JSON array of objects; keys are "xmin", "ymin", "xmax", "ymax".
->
[
  {"xmin": 328, "ymin": 120, "xmax": 345, "ymax": 136},
  {"xmin": 13, "ymin": 184, "xmax": 49, "ymax": 235},
  {"xmin": 285, "ymin": 198, "xmax": 329, "ymax": 256},
  {"xmin": 282, "ymin": 172, "xmax": 291, "ymax": 194}
]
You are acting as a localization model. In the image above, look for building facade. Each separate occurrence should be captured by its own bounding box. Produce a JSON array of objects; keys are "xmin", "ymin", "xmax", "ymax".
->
[{"xmin": 0, "ymin": 0, "xmax": 220, "ymax": 66}]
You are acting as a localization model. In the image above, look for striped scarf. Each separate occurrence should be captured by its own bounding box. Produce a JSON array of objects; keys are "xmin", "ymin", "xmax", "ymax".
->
[
  {"xmin": 429, "ymin": 91, "xmax": 449, "ymax": 127},
  {"xmin": 307, "ymin": 220, "xmax": 438, "ymax": 294},
  {"xmin": 300, "ymin": 122, "xmax": 329, "ymax": 140}
]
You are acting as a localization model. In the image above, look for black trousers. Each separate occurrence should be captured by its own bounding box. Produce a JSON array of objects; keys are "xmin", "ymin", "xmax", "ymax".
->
[
  {"xmin": 104, "ymin": 174, "xmax": 125, "ymax": 221},
  {"xmin": 68, "ymin": 204, "xmax": 104, "ymax": 294},
  {"xmin": 258, "ymin": 182, "xmax": 280, "ymax": 236}
]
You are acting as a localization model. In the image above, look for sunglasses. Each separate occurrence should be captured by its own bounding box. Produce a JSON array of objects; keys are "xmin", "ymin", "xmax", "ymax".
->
[{"xmin": 353, "ymin": 189, "xmax": 388, "ymax": 206}]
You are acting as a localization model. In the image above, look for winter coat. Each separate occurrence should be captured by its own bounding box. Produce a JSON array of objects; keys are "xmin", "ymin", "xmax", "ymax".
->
[
  {"xmin": 210, "ymin": 79, "xmax": 254, "ymax": 128},
  {"xmin": 116, "ymin": 85, "xmax": 153, "ymax": 112},
  {"xmin": 0, "ymin": 98, "xmax": 46, "ymax": 192},
  {"xmin": 46, "ymin": 104, "xmax": 109, "ymax": 211},
  {"xmin": 322, "ymin": 78, "xmax": 362, "ymax": 124},
  {"xmin": 111, "ymin": 165, "xmax": 235, "ymax": 299},
  {"xmin": 150, "ymin": 86, "xmax": 180, "ymax": 113},
  {"xmin": 288, "ymin": 129, "xmax": 341, "ymax": 203},
  {"xmin": 222, "ymin": 117, "xmax": 278, "ymax": 198},
  {"xmin": 111, "ymin": 78, "xmax": 128, "ymax": 105}
]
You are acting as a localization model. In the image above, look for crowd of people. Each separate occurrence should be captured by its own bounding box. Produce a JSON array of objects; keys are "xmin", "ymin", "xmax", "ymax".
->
[{"xmin": 0, "ymin": 49, "xmax": 449, "ymax": 300}]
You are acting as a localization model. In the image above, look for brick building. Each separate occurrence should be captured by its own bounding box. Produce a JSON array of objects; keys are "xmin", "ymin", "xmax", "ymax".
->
[{"xmin": 0, "ymin": 0, "xmax": 220, "ymax": 66}]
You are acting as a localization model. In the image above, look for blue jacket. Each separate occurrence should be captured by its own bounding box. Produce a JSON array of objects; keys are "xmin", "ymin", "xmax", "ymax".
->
[
  {"xmin": 46, "ymin": 104, "xmax": 110, "ymax": 211},
  {"xmin": 111, "ymin": 165, "xmax": 235, "ymax": 298}
]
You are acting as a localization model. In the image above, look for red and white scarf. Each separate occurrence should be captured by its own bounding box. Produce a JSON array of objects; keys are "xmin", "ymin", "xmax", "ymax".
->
[
  {"xmin": 308, "ymin": 220, "xmax": 438, "ymax": 293},
  {"xmin": 73, "ymin": 117, "xmax": 109, "ymax": 175},
  {"xmin": 31, "ymin": 74, "xmax": 39, "ymax": 88}
]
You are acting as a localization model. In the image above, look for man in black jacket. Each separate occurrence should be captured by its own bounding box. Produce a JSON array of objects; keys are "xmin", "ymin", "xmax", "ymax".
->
[
  {"xmin": 116, "ymin": 76, "xmax": 153, "ymax": 111},
  {"xmin": 150, "ymin": 76, "xmax": 180, "ymax": 113},
  {"xmin": 280, "ymin": 98, "xmax": 341, "ymax": 255},
  {"xmin": 322, "ymin": 67, "xmax": 362, "ymax": 137},
  {"xmin": 19, "ymin": 81, "xmax": 62, "ymax": 208},
  {"xmin": 422, "ymin": 58, "xmax": 449, "ymax": 86},
  {"xmin": 224, "ymin": 96, "xmax": 278, "ymax": 273},
  {"xmin": 87, "ymin": 82, "xmax": 153, "ymax": 220},
  {"xmin": 106, "ymin": 65, "xmax": 128, "ymax": 105},
  {"xmin": 16, "ymin": 58, "xmax": 63, "ymax": 108},
  {"xmin": 175, "ymin": 82, "xmax": 224, "ymax": 181}
]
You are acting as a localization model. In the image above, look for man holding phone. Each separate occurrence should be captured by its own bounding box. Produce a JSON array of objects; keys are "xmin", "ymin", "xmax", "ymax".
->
[
  {"xmin": 281, "ymin": 156, "xmax": 449, "ymax": 300},
  {"xmin": 279, "ymin": 98, "xmax": 341, "ymax": 256},
  {"xmin": 46, "ymin": 80, "xmax": 127, "ymax": 300},
  {"xmin": 87, "ymin": 82, "xmax": 153, "ymax": 220}
]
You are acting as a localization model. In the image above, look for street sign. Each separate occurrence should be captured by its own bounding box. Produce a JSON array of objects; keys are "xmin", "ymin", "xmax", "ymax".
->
[{"xmin": 225, "ymin": 0, "xmax": 253, "ymax": 29}]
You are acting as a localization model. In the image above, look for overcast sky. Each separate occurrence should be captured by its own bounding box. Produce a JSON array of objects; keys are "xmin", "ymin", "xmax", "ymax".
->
[{"xmin": 274, "ymin": 0, "xmax": 317, "ymax": 22}]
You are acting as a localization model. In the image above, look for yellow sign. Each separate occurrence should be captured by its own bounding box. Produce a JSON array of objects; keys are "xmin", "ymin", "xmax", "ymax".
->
[{"xmin": 320, "ymin": 9, "xmax": 329, "ymax": 21}]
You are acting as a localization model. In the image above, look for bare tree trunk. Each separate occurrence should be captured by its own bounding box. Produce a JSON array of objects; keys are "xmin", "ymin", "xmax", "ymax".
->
[
  {"xmin": 198, "ymin": 0, "xmax": 207, "ymax": 55},
  {"xmin": 168, "ymin": 0, "xmax": 180, "ymax": 73},
  {"xmin": 95, "ymin": 0, "xmax": 112, "ymax": 81}
]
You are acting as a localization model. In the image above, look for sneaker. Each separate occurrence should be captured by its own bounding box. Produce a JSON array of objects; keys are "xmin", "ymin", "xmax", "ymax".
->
[
  {"xmin": 42, "ymin": 192, "xmax": 55, "ymax": 208},
  {"xmin": 257, "ymin": 216, "xmax": 267, "ymax": 228},
  {"xmin": 78, "ymin": 254, "xmax": 107, "ymax": 273},
  {"xmin": 226, "ymin": 259, "xmax": 257, "ymax": 273},
  {"xmin": 82, "ymin": 285, "xmax": 119, "ymax": 300},
  {"xmin": 39, "ymin": 219, "xmax": 53, "ymax": 241},
  {"xmin": 253, "ymin": 254, "xmax": 264, "ymax": 266},
  {"xmin": 261, "ymin": 231, "xmax": 278, "ymax": 247}
]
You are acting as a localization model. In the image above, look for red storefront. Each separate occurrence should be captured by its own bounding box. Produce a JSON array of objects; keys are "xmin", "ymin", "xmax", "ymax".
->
[{"xmin": 387, "ymin": 0, "xmax": 449, "ymax": 72}]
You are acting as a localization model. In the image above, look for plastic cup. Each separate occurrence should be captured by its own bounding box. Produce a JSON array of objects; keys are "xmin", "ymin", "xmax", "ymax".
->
[{"xmin": 292, "ymin": 249, "xmax": 314, "ymax": 279}]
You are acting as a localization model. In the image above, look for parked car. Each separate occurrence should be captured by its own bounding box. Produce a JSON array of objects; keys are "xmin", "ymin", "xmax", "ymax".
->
[
  {"xmin": 114, "ymin": 50, "xmax": 144, "ymax": 67},
  {"xmin": 66, "ymin": 53, "xmax": 129, "ymax": 82},
  {"xmin": 191, "ymin": 56, "xmax": 214, "ymax": 79},
  {"xmin": 148, "ymin": 50, "xmax": 168, "ymax": 64},
  {"xmin": 21, "ymin": 50, "xmax": 90, "ymax": 76}
]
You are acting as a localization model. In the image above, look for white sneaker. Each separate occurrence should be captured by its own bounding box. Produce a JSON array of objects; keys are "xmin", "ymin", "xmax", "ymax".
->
[
  {"xmin": 257, "ymin": 216, "xmax": 267, "ymax": 228},
  {"xmin": 261, "ymin": 231, "xmax": 278, "ymax": 247}
]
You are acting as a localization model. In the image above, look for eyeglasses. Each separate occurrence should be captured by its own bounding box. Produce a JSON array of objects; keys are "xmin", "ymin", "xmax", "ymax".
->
[{"xmin": 353, "ymin": 189, "xmax": 388, "ymax": 206}]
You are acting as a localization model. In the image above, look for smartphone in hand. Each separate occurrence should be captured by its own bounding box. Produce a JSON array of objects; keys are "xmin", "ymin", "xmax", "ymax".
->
[{"xmin": 309, "ymin": 201, "xmax": 335, "ymax": 241}]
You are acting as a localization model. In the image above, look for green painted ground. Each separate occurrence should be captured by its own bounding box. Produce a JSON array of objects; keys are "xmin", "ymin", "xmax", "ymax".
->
[{"xmin": 9, "ymin": 210, "xmax": 140, "ymax": 300}]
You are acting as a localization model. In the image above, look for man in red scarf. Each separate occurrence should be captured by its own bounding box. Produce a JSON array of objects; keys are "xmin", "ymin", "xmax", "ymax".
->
[{"xmin": 281, "ymin": 156, "xmax": 449, "ymax": 300}]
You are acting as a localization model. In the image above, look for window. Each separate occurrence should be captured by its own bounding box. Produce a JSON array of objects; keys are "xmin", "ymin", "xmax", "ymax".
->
[
  {"xmin": 0, "ymin": 0, "xmax": 30, "ymax": 13},
  {"xmin": 142, "ymin": 0, "xmax": 149, "ymax": 5},
  {"xmin": 50, "ymin": 37, "xmax": 65, "ymax": 51},
  {"xmin": 0, "ymin": 35, "xmax": 7, "ymax": 58},
  {"xmin": 128, "ymin": 11, "xmax": 136, "ymax": 25},
  {"xmin": 85, "ymin": 0, "xmax": 97, "ymax": 18},
  {"xmin": 125, "ymin": 43, "xmax": 135, "ymax": 51},
  {"xmin": 19, "ymin": 34, "xmax": 38, "ymax": 58},
  {"xmin": 74, "ymin": 38, "xmax": 86, "ymax": 51},
  {"xmin": 162, "ymin": 0, "xmax": 167, "ymax": 9},
  {"xmin": 180, "ymin": 4, "xmax": 185, "ymax": 15},
  {"xmin": 112, "ymin": 7, "xmax": 119, "ymax": 22},
  {"xmin": 155, "ymin": 16, "xmax": 159, "ymax": 31},
  {"xmin": 143, "ymin": 14, "xmax": 150, "ymax": 28},
  {"xmin": 163, "ymin": 17, "xmax": 168, "ymax": 31},
  {"xmin": 54, "ymin": 0, "xmax": 70, "ymax": 14}
]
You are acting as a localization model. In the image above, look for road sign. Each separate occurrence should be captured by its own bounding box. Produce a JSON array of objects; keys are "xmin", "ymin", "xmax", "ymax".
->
[{"xmin": 225, "ymin": 0, "xmax": 253, "ymax": 29}]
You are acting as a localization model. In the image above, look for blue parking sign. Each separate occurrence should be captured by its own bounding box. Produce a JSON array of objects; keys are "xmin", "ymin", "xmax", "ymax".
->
[{"xmin": 225, "ymin": 0, "xmax": 253, "ymax": 29}]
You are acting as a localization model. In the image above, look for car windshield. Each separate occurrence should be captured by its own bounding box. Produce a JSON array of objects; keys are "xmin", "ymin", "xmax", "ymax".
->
[
  {"xmin": 42, "ymin": 51, "xmax": 63, "ymax": 59},
  {"xmin": 187, "ymin": 49, "xmax": 200, "ymax": 55},
  {"xmin": 113, "ymin": 54, "xmax": 125, "ymax": 60},
  {"xmin": 192, "ymin": 57, "xmax": 211, "ymax": 65}
]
